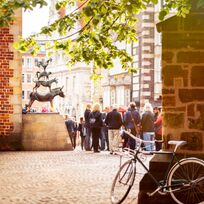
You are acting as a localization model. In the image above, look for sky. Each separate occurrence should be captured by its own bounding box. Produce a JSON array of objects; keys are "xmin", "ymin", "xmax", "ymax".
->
[{"xmin": 23, "ymin": 4, "xmax": 50, "ymax": 37}]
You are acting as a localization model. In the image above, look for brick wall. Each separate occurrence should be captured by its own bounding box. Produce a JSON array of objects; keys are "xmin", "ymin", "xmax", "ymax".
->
[
  {"xmin": 157, "ymin": 3, "xmax": 204, "ymax": 154},
  {"xmin": 0, "ymin": 10, "xmax": 22, "ymax": 150}
]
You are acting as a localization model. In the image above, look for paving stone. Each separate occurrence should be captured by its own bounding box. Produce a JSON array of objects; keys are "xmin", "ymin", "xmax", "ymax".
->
[{"xmin": 0, "ymin": 147, "xmax": 151, "ymax": 204}]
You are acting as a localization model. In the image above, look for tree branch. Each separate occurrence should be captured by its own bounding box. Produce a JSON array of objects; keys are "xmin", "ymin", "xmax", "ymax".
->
[{"xmin": 36, "ymin": 16, "xmax": 94, "ymax": 42}]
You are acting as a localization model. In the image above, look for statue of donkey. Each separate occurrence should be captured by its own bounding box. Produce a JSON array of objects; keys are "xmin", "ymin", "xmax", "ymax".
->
[
  {"xmin": 26, "ymin": 86, "xmax": 65, "ymax": 112},
  {"xmin": 33, "ymin": 78, "xmax": 58, "ymax": 91}
]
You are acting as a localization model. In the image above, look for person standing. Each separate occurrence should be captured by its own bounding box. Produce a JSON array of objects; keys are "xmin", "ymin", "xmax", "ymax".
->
[
  {"xmin": 65, "ymin": 115, "xmax": 77, "ymax": 149},
  {"xmin": 124, "ymin": 102, "xmax": 141, "ymax": 150},
  {"xmin": 84, "ymin": 103, "xmax": 92, "ymax": 151},
  {"xmin": 154, "ymin": 107, "xmax": 163, "ymax": 151},
  {"xmin": 89, "ymin": 103, "xmax": 103, "ymax": 153},
  {"xmin": 77, "ymin": 117, "xmax": 86, "ymax": 150},
  {"xmin": 100, "ymin": 107, "xmax": 110, "ymax": 151},
  {"xmin": 105, "ymin": 104, "xmax": 123, "ymax": 154},
  {"xmin": 153, "ymin": 106, "xmax": 159, "ymax": 121},
  {"xmin": 141, "ymin": 102, "xmax": 155, "ymax": 151}
]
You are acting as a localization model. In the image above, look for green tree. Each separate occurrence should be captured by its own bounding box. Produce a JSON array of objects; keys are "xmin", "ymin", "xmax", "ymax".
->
[{"xmin": 1, "ymin": 0, "xmax": 204, "ymax": 77}]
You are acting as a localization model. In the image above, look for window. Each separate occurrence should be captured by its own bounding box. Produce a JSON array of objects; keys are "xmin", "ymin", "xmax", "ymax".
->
[
  {"xmin": 26, "ymin": 58, "xmax": 32, "ymax": 68},
  {"xmin": 66, "ymin": 77, "xmax": 69, "ymax": 92},
  {"xmin": 73, "ymin": 76, "xmax": 76, "ymax": 91},
  {"xmin": 22, "ymin": 58, "xmax": 24, "ymax": 67},
  {"xmin": 22, "ymin": 90, "xmax": 25, "ymax": 99},
  {"xmin": 22, "ymin": 74, "xmax": 25, "ymax": 83},
  {"xmin": 27, "ymin": 74, "xmax": 31, "ymax": 83},
  {"xmin": 34, "ymin": 58, "xmax": 38, "ymax": 66},
  {"xmin": 27, "ymin": 91, "xmax": 31, "ymax": 99},
  {"xmin": 111, "ymin": 89, "xmax": 116, "ymax": 105}
]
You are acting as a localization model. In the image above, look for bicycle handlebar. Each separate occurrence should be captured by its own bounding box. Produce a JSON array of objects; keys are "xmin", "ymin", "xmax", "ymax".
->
[
  {"xmin": 123, "ymin": 130, "xmax": 187, "ymax": 153},
  {"xmin": 123, "ymin": 130, "xmax": 155, "ymax": 144}
]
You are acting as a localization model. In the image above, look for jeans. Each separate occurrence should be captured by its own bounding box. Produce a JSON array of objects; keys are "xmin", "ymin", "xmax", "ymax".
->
[
  {"xmin": 128, "ymin": 129, "xmax": 136, "ymax": 150},
  {"xmin": 100, "ymin": 126, "xmax": 109, "ymax": 150},
  {"xmin": 143, "ymin": 132, "xmax": 155, "ymax": 151},
  {"xmin": 84, "ymin": 127, "xmax": 92, "ymax": 150}
]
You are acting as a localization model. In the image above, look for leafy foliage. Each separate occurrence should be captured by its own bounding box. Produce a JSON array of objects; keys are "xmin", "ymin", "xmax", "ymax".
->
[
  {"xmin": 0, "ymin": 0, "xmax": 196, "ymax": 78},
  {"xmin": 0, "ymin": 0, "xmax": 47, "ymax": 27},
  {"xmin": 159, "ymin": 0, "xmax": 191, "ymax": 20}
]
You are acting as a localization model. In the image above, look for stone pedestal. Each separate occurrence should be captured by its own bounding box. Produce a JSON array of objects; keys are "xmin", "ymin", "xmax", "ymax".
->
[{"xmin": 22, "ymin": 113, "xmax": 72, "ymax": 151}]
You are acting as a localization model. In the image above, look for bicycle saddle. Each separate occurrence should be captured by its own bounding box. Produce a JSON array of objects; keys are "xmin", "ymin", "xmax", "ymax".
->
[{"xmin": 168, "ymin": 140, "xmax": 187, "ymax": 152}]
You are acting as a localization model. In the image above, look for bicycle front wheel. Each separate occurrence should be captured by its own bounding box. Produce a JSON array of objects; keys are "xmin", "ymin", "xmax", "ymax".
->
[
  {"xmin": 110, "ymin": 160, "xmax": 136, "ymax": 204},
  {"xmin": 167, "ymin": 158, "xmax": 204, "ymax": 204}
]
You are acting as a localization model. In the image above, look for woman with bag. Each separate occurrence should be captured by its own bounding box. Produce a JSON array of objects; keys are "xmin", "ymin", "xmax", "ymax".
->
[{"xmin": 89, "ymin": 103, "xmax": 103, "ymax": 153}]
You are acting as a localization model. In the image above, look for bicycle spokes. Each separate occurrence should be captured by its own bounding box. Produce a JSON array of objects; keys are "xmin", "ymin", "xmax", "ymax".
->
[{"xmin": 168, "ymin": 158, "xmax": 204, "ymax": 204}]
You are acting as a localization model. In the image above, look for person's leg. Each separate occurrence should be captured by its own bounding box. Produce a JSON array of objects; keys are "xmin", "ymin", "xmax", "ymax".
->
[
  {"xmin": 100, "ymin": 128, "xmax": 105, "ymax": 150},
  {"xmin": 143, "ymin": 132, "xmax": 150, "ymax": 151},
  {"xmin": 68, "ymin": 131, "xmax": 74, "ymax": 149},
  {"xmin": 155, "ymin": 134, "xmax": 162, "ymax": 151},
  {"xmin": 105, "ymin": 128, "xmax": 109, "ymax": 150},
  {"xmin": 108, "ymin": 129, "xmax": 114, "ymax": 153},
  {"xmin": 150, "ymin": 133, "xmax": 155, "ymax": 151},
  {"xmin": 128, "ymin": 129, "xmax": 136, "ymax": 150},
  {"xmin": 85, "ymin": 127, "xmax": 91, "ymax": 151},
  {"xmin": 95, "ymin": 128, "xmax": 100, "ymax": 152},
  {"xmin": 143, "ymin": 132, "xmax": 155, "ymax": 151},
  {"xmin": 73, "ymin": 132, "xmax": 76, "ymax": 148},
  {"xmin": 80, "ymin": 136, "xmax": 84, "ymax": 150},
  {"xmin": 92, "ymin": 128, "xmax": 97, "ymax": 152},
  {"xmin": 112, "ymin": 129, "xmax": 121, "ymax": 151}
]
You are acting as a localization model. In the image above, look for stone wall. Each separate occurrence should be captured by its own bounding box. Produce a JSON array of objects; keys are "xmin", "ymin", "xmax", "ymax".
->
[
  {"xmin": 157, "ymin": 3, "xmax": 204, "ymax": 155},
  {"xmin": 0, "ymin": 10, "xmax": 22, "ymax": 150}
]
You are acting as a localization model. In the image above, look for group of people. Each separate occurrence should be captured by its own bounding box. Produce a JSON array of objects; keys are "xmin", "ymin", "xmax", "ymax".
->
[{"xmin": 65, "ymin": 101, "xmax": 163, "ymax": 153}]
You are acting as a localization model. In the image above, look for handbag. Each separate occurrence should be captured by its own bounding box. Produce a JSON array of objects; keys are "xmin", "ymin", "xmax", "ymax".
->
[
  {"xmin": 89, "ymin": 118, "xmax": 96, "ymax": 124},
  {"xmin": 130, "ymin": 111, "xmax": 141, "ymax": 134}
]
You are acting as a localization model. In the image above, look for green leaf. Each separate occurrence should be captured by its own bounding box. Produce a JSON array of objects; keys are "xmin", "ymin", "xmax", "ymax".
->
[
  {"xmin": 158, "ymin": 9, "xmax": 168, "ymax": 21},
  {"xmin": 197, "ymin": 0, "xmax": 204, "ymax": 8}
]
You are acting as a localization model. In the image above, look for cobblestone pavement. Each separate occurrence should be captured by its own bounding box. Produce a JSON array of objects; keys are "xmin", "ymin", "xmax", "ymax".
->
[{"xmin": 0, "ymin": 147, "xmax": 151, "ymax": 204}]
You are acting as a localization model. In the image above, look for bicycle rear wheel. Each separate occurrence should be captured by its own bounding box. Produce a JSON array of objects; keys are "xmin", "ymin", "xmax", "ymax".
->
[
  {"xmin": 110, "ymin": 160, "xmax": 136, "ymax": 204},
  {"xmin": 167, "ymin": 158, "xmax": 204, "ymax": 204}
]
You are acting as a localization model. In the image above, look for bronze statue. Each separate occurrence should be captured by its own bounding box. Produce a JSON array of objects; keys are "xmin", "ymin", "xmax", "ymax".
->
[
  {"xmin": 33, "ymin": 78, "xmax": 58, "ymax": 91},
  {"xmin": 26, "ymin": 58, "xmax": 65, "ymax": 112},
  {"xmin": 37, "ymin": 58, "xmax": 52, "ymax": 70},
  {"xmin": 36, "ymin": 71, "xmax": 52, "ymax": 80},
  {"xmin": 26, "ymin": 87, "xmax": 65, "ymax": 112},
  {"xmin": 36, "ymin": 58, "xmax": 52, "ymax": 80}
]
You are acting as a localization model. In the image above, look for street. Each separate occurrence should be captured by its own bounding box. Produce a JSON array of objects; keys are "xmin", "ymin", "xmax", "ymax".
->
[{"xmin": 0, "ymin": 148, "xmax": 150, "ymax": 204}]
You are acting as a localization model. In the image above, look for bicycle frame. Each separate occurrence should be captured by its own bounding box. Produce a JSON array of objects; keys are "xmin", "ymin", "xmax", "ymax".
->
[
  {"xmin": 112, "ymin": 131, "xmax": 204, "ymax": 204},
  {"xmin": 133, "ymin": 149, "xmax": 179, "ymax": 189}
]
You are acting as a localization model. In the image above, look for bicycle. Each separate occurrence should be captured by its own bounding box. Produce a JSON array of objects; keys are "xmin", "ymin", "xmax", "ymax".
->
[{"xmin": 110, "ymin": 130, "xmax": 204, "ymax": 204}]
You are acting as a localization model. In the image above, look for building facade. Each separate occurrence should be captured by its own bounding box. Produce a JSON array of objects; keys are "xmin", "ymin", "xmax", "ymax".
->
[
  {"xmin": 102, "ymin": 1, "xmax": 164, "ymax": 110},
  {"xmin": 131, "ymin": 2, "xmax": 163, "ymax": 109}
]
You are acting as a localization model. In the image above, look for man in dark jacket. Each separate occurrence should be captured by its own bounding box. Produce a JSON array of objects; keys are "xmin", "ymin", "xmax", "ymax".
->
[
  {"xmin": 105, "ymin": 104, "xmax": 123, "ymax": 154},
  {"xmin": 84, "ymin": 103, "xmax": 92, "ymax": 151},
  {"xmin": 65, "ymin": 115, "xmax": 77, "ymax": 149},
  {"xmin": 141, "ymin": 102, "xmax": 155, "ymax": 151},
  {"xmin": 124, "ymin": 102, "xmax": 141, "ymax": 150}
]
